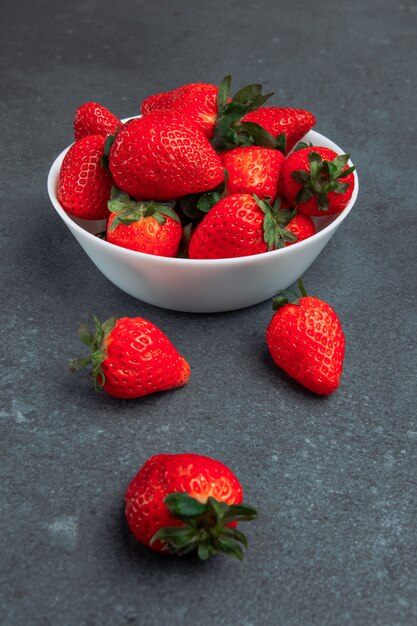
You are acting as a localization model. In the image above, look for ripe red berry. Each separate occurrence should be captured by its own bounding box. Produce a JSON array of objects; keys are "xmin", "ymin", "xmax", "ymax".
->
[
  {"xmin": 74, "ymin": 102, "xmax": 120, "ymax": 141},
  {"xmin": 220, "ymin": 146, "xmax": 285, "ymax": 203},
  {"xmin": 188, "ymin": 194, "xmax": 300, "ymax": 259},
  {"xmin": 109, "ymin": 111, "xmax": 224, "ymax": 201},
  {"xmin": 242, "ymin": 107, "xmax": 316, "ymax": 154},
  {"xmin": 125, "ymin": 453, "xmax": 257, "ymax": 560},
  {"xmin": 266, "ymin": 280, "xmax": 345, "ymax": 395},
  {"xmin": 141, "ymin": 83, "xmax": 219, "ymax": 139},
  {"xmin": 58, "ymin": 135, "xmax": 113, "ymax": 220},
  {"xmin": 282, "ymin": 146, "xmax": 355, "ymax": 216},
  {"xmin": 70, "ymin": 315, "xmax": 190, "ymax": 399},
  {"xmin": 106, "ymin": 189, "xmax": 182, "ymax": 256}
]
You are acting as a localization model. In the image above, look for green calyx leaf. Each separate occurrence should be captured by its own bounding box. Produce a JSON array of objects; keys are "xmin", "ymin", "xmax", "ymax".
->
[
  {"xmin": 253, "ymin": 194, "xmax": 298, "ymax": 251},
  {"xmin": 211, "ymin": 75, "xmax": 274, "ymax": 152},
  {"xmin": 179, "ymin": 195, "xmax": 205, "ymax": 220},
  {"xmin": 211, "ymin": 119, "xmax": 239, "ymax": 153},
  {"xmin": 272, "ymin": 278, "xmax": 308, "ymax": 310},
  {"xmin": 197, "ymin": 190, "xmax": 223, "ymax": 213},
  {"xmin": 236, "ymin": 122, "xmax": 279, "ymax": 149},
  {"xmin": 179, "ymin": 174, "xmax": 227, "ymax": 220},
  {"xmin": 69, "ymin": 314, "xmax": 117, "ymax": 391},
  {"xmin": 108, "ymin": 186, "xmax": 178, "ymax": 231},
  {"xmin": 217, "ymin": 74, "xmax": 232, "ymax": 110},
  {"xmin": 150, "ymin": 492, "xmax": 257, "ymax": 561},
  {"xmin": 293, "ymin": 140, "xmax": 313, "ymax": 152},
  {"xmin": 232, "ymin": 83, "xmax": 274, "ymax": 111},
  {"xmin": 276, "ymin": 133, "xmax": 287, "ymax": 155},
  {"xmin": 291, "ymin": 152, "xmax": 356, "ymax": 211},
  {"xmin": 101, "ymin": 125, "xmax": 120, "ymax": 169}
]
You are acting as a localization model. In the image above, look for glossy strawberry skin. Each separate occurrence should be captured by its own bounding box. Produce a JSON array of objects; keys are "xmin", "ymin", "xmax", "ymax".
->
[
  {"xmin": 125, "ymin": 453, "xmax": 243, "ymax": 552},
  {"xmin": 285, "ymin": 214, "xmax": 316, "ymax": 246},
  {"xmin": 242, "ymin": 107, "xmax": 316, "ymax": 154},
  {"xmin": 266, "ymin": 296, "xmax": 345, "ymax": 395},
  {"xmin": 74, "ymin": 102, "xmax": 121, "ymax": 141},
  {"xmin": 220, "ymin": 146, "xmax": 285, "ymax": 203},
  {"xmin": 282, "ymin": 146, "xmax": 355, "ymax": 216},
  {"xmin": 106, "ymin": 213, "xmax": 182, "ymax": 257},
  {"xmin": 141, "ymin": 83, "xmax": 218, "ymax": 139},
  {"xmin": 101, "ymin": 317, "xmax": 190, "ymax": 399},
  {"xmin": 188, "ymin": 194, "xmax": 267, "ymax": 259},
  {"xmin": 109, "ymin": 111, "xmax": 224, "ymax": 201},
  {"xmin": 58, "ymin": 135, "xmax": 113, "ymax": 220}
]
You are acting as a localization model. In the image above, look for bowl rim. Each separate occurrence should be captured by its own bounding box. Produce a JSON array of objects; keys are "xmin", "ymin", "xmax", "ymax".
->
[{"xmin": 47, "ymin": 127, "xmax": 359, "ymax": 267}]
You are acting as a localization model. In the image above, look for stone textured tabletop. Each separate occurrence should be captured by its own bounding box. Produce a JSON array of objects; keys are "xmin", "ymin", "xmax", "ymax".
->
[{"xmin": 2, "ymin": 1, "xmax": 417, "ymax": 624}]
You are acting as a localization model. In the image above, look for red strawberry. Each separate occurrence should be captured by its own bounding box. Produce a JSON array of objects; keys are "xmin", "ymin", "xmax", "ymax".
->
[
  {"xmin": 242, "ymin": 107, "xmax": 316, "ymax": 154},
  {"xmin": 141, "ymin": 83, "xmax": 219, "ymax": 139},
  {"xmin": 58, "ymin": 135, "xmax": 113, "ymax": 220},
  {"xmin": 140, "ymin": 75, "xmax": 276, "ymax": 146},
  {"xmin": 266, "ymin": 280, "xmax": 345, "ymax": 395},
  {"xmin": 125, "ymin": 453, "xmax": 257, "ymax": 560},
  {"xmin": 142, "ymin": 75, "xmax": 278, "ymax": 152},
  {"xmin": 74, "ymin": 102, "xmax": 121, "ymax": 141},
  {"xmin": 106, "ymin": 188, "xmax": 182, "ymax": 256},
  {"xmin": 282, "ymin": 146, "xmax": 355, "ymax": 216},
  {"xmin": 70, "ymin": 315, "xmax": 190, "ymax": 399},
  {"xmin": 219, "ymin": 146, "xmax": 285, "ymax": 203},
  {"xmin": 189, "ymin": 194, "xmax": 302, "ymax": 259},
  {"xmin": 109, "ymin": 111, "xmax": 224, "ymax": 201},
  {"xmin": 285, "ymin": 213, "xmax": 316, "ymax": 246}
]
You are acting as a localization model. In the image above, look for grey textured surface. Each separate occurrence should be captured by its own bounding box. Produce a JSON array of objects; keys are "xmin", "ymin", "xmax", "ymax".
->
[{"xmin": 1, "ymin": 1, "xmax": 417, "ymax": 624}]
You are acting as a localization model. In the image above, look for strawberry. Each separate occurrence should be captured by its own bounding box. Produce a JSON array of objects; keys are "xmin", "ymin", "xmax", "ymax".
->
[
  {"xmin": 141, "ymin": 83, "xmax": 219, "ymax": 139},
  {"xmin": 140, "ymin": 75, "xmax": 275, "ymax": 146},
  {"xmin": 282, "ymin": 146, "xmax": 356, "ymax": 216},
  {"xmin": 242, "ymin": 107, "xmax": 316, "ymax": 154},
  {"xmin": 219, "ymin": 146, "xmax": 285, "ymax": 203},
  {"xmin": 284, "ymin": 213, "xmax": 316, "ymax": 246},
  {"xmin": 266, "ymin": 280, "xmax": 345, "ymax": 395},
  {"xmin": 188, "ymin": 193, "xmax": 299, "ymax": 259},
  {"xmin": 58, "ymin": 135, "xmax": 113, "ymax": 220},
  {"xmin": 74, "ymin": 102, "xmax": 121, "ymax": 141},
  {"xmin": 108, "ymin": 111, "xmax": 224, "ymax": 201},
  {"xmin": 125, "ymin": 453, "xmax": 257, "ymax": 560},
  {"xmin": 70, "ymin": 315, "xmax": 190, "ymax": 399},
  {"xmin": 106, "ymin": 188, "xmax": 182, "ymax": 256}
]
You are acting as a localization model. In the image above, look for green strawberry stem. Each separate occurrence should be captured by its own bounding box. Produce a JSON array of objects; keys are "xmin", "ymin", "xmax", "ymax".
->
[
  {"xmin": 212, "ymin": 75, "xmax": 279, "ymax": 152},
  {"xmin": 298, "ymin": 279, "xmax": 308, "ymax": 298},
  {"xmin": 69, "ymin": 315, "xmax": 117, "ymax": 391},
  {"xmin": 272, "ymin": 278, "xmax": 308, "ymax": 309},
  {"xmin": 253, "ymin": 194, "xmax": 298, "ymax": 250},
  {"xmin": 151, "ymin": 492, "xmax": 257, "ymax": 560},
  {"xmin": 108, "ymin": 186, "xmax": 179, "ymax": 230},
  {"xmin": 292, "ymin": 152, "xmax": 356, "ymax": 211}
]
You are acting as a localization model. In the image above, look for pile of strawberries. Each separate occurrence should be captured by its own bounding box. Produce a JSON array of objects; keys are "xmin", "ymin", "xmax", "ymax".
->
[
  {"xmin": 58, "ymin": 76, "xmax": 355, "ymax": 259},
  {"xmin": 63, "ymin": 76, "xmax": 356, "ymax": 562}
]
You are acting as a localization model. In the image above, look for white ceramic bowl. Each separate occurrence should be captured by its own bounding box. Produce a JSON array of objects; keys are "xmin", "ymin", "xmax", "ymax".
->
[{"xmin": 47, "ymin": 128, "xmax": 358, "ymax": 313}]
